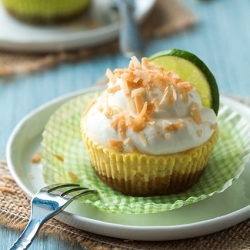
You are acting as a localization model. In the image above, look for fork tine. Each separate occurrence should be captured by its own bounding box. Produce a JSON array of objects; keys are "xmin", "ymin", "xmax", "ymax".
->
[
  {"xmin": 61, "ymin": 187, "xmax": 88, "ymax": 196},
  {"xmin": 62, "ymin": 188, "xmax": 97, "ymax": 200},
  {"xmin": 42, "ymin": 183, "xmax": 80, "ymax": 193}
]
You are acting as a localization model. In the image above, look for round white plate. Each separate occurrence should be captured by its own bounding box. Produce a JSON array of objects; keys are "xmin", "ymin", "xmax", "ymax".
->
[
  {"xmin": 0, "ymin": 0, "xmax": 155, "ymax": 52},
  {"xmin": 6, "ymin": 87, "xmax": 250, "ymax": 241}
]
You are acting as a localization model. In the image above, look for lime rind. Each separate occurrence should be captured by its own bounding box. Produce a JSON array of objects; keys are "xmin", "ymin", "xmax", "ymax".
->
[{"xmin": 149, "ymin": 49, "xmax": 220, "ymax": 115}]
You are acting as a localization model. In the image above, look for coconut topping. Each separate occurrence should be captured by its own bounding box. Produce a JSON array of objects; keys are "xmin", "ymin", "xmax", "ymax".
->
[{"xmin": 84, "ymin": 57, "xmax": 218, "ymax": 155}]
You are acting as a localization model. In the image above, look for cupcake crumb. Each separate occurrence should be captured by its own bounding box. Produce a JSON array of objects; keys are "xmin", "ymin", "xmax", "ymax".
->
[
  {"xmin": 28, "ymin": 173, "xmax": 34, "ymax": 179},
  {"xmin": 164, "ymin": 133, "xmax": 171, "ymax": 139},
  {"xmin": 197, "ymin": 130, "xmax": 203, "ymax": 137},
  {"xmin": 53, "ymin": 154, "xmax": 64, "ymax": 162},
  {"xmin": 68, "ymin": 171, "xmax": 78, "ymax": 181},
  {"xmin": 31, "ymin": 152, "xmax": 42, "ymax": 163}
]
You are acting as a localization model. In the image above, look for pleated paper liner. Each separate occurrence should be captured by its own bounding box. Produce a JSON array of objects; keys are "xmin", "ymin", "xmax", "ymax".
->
[{"xmin": 41, "ymin": 91, "xmax": 250, "ymax": 214}]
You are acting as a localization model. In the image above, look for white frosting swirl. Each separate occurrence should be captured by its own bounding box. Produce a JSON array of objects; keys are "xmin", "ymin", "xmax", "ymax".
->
[{"xmin": 84, "ymin": 57, "xmax": 217, "ymax": 155}]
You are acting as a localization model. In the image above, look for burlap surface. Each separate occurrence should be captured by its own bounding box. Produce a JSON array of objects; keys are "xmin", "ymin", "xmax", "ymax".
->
[
  {"xmin": 0, "ymin": 0, "xmax": 197, "ymax": 76},
  {"xmin": 1, "ymin": 159, "xmax": 250, "ymax": 250}
]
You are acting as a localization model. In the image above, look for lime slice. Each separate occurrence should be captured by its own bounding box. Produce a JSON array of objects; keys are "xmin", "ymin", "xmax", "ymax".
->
[{"xmin": 149, "ymin": 49, "xmax": 219, "ymax": 115}]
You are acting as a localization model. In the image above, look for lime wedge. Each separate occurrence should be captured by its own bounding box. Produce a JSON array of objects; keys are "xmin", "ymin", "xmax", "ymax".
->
[{"xmin": 149, "ymin": 49, "xmax": 219, "ymax": 115}]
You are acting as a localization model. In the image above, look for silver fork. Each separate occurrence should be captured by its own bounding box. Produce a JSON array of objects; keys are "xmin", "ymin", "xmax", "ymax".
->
[{"xmin": 9, "ymin": 183, "xmax": 97, "ymax": 250}]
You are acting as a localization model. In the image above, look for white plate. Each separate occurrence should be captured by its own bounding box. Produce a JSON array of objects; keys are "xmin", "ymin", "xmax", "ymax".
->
[
  {"xmin": 6, "ymin": 87, "xmax": 250, "ymax": 241},
  {"xmin": 0, "ymin": 0, "xmax": 155, "ymax": 52}
]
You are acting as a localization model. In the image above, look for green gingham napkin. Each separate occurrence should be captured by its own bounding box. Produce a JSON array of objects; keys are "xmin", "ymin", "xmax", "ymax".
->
[{"xmin": 41, "ymin": 91, "xmax": 250, "ymax": 214}]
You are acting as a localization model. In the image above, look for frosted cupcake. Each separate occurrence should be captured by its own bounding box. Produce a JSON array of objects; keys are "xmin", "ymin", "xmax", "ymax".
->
[
  {"xmin": 2, "ymin": 0, "xmax": 92, "ymax": 24},
  {"xmin": 81, "ymin": 57, "xmax": 219, "ymax": 196}
]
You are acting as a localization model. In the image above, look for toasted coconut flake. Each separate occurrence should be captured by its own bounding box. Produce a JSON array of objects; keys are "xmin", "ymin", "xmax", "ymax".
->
[
  {"xmin": 151, "ymin": 98, "xmax": 160, "ymax": 112},
  {"xmin": 211, "ymin": 123, "xmax": 218, "ymax": 130},
  {"xmin": 139, "ymin": 131, "xmax": 147, "ymax": 146},
  {"xmin": 68, "ymin": 171, "xmax": 78, "ymax": 181},
  {"xmin": 110, "ymin": 116, "xmax": 119, "ymax": 128},
  {"xmin": 171, "ymin": 85, "xmax": 177, "ymax": 101},
  {"xmin": 127, "ymin": 79, "xmax": 143, "ymax": 88},
  {"xmin": 134, "ymin": 69, "xmax": 142, "ymax": 77},
  {"xmin": 131, "ymin": 146, "xmax": 138, "ymax": 152},
  {"xmin": 177, "ymin": 81, "xmax": 193, "ymax": 91},
  {"xmin": 31, "ymin": 152, "xmax": 42, "ymax": 163},
  {"xmin": 97, "ymin": 104, "xmax": 104, "ymax": 112},
  {"xmin": 138, "ymin": 102, "xmax": 148, "ymax": 118},
  {"xmin": 159, "ymin": 87, "xmax": 168, "ymax": 105},
  {"xmin": 118, "ymin": 118, "xmax": 127, "ymax": 138},
  {"xmin": 164, "ymin": 133, "xmax": 171, "ymax": 139},
  {"xmin": 165, "ymin": 119, "xmax": 185, "ymax": 131},
  {"xmin": 146, "ymin": 103, "xmax": 155, "ymax": 116},
  {"xmin": 154, "ymin": 79, "xmax": 165, "ymax": 93},
  {"xmin": 107, "ymin": 84, "xmax": 121, "ymax": 94},
  {"xmin": 133, "ymin": 76, "xmax": 141, "ymax": 83},
  {"xmin": 121, "ymin": 72, "xmax": 129, "ymax": 80},
  {"xmin": 134, "ymin": 94, "xmax": 145, "ymax": 114},
  {"xmin": 109, "ymin": 140, "xmax": 124, "ymax": 152},
  {"xmin": 131, "ymin": 56, "xmax": 141, "ymax": 68},
  {"xmin": 170, "ymin": 70, "xmax": 181, "ymax": 81},
  {"xmin": 120, "ymin": 78, "xmax": 130, "ymax": 95},
  {"xmin": 129, "ymin": 60, "xmax": 135, "ymax": 69},
  {"xmin": 123, "ymin": 110, "xmax": 132, "ymax": 126},
  {"xmin": 142, "ymin": 78, "xmax": 151, "ymax": 91},
  {"xmin": 141, "ymin": 57, "xmax": 149, "ymax": 66},
  {"xmin": 147, "ymin": 120, "xmax": 155, "ymax": 126},
  {"xmin": 166, "ymin": 92, "xmax": 175, "ymax": 106},
  {"xmin": 104, "ymin": 105, "xmax": 113, "ymax": 118},
  {"xmin": 111, "ymin": 106, "xmax": 122, "ymax": 115},
  {"xmin": 132, "ymin": 116, "xmax": 145, "ymax": 132},
  {"xmin": 106, "ymin": 68, "xmax": 116, "ymax": 84},
  {"xmin": 190, "ymin": 109, "xmax": 202, "ymax": 125},
  {"xmin": 131, "ymin": 87, "xmax": 144, "ymax": 97},
  {"xmin": 191, "ymin": 101, "xmax": 200, "ymax": 110},
  {"xmin": 181, "ymin": 91, "xmax": 189, "ymax": 103},
  {"xmin": 197, "ymin": 130, "xmax": 203, "ymax": 137},
  {"xmin": 114, "ymin": 68, "xmax": 125, "ymax": 76},
  {"xmin": 126, "ymin": 96, "xmax": 137, "ymax": 114},
  {"xmin": 132, "ymin": 118, "xmax": 144, "ymax": 132},
  {"xmin": 124, "ymin": 137, "xmax": 131, "ymax": 145}
]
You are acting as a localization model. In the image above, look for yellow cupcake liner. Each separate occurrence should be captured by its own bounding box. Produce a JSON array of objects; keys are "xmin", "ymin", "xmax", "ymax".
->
[{"xmin": 81, "ymin": 122, "xmax": 219, "ymax": 196}]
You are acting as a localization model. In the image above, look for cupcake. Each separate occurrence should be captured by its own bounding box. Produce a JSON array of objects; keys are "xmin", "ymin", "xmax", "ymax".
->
[
  {"xmin": 81, "ymin": 56, "xmax": 219, "ymax": 197},
  {"xmin": 2, "ymin": 0, "xmax": 92, "ymax": 24}
]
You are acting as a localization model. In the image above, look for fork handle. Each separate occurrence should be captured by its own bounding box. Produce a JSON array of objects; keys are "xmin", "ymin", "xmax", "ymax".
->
[
  {"xmin": 119, "ymin": 0, "xmax": 144, "ymax": 58},
  {"xmin": 9, "ymin": 219, "xmax": 43, "ymax": 250}
]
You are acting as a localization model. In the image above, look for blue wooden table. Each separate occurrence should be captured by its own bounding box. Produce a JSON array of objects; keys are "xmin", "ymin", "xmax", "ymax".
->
[{"xmin": 1, "ymin": 0, "xmax": 250, "ymax": 249}]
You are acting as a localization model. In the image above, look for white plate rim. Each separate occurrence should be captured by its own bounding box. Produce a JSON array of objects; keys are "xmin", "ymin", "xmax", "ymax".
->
[
  {"xmin": 6, "ymin": 87, "xmax": 250, "ymax": 241},
  {"xmin": 0, "ymin": 0, "xmax": 156, "ymax": 52}
]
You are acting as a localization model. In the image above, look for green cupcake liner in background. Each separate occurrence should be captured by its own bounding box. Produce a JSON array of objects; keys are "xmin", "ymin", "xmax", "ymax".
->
[
  {"xmin": 2, "ymin": 0, "xmax": 92, "ymax": 24},
  {"xmin": 41, "ymin": 91, "xmax": 250, "ymax": 214}
]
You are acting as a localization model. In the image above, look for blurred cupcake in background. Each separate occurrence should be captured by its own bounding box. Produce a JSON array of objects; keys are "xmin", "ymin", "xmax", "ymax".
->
[{"xmin": 1, "ymin": 0, "xmax": 92, "ymax": 25}]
